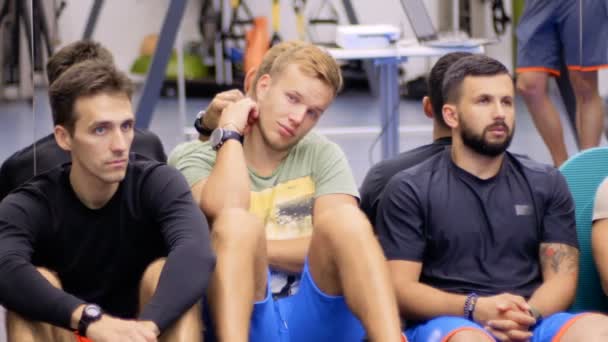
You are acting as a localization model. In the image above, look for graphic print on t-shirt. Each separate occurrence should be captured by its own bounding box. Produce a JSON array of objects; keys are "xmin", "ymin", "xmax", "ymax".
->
[{"xmin": 249, "ymin": 176, "xmax": 315, "ymax": 295}]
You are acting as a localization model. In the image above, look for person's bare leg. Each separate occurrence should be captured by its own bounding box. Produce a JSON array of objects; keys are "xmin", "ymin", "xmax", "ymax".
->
[
  {"xmin": 207, "ymin": 208, "xmax": 267, "ymax": 342},
  {"xmin": 6, "ymin": 268, "xmax": 76, "ymax": 342},
  {"xmin": 308, "ymin": 204, "xmax": 402, "ymax": 341},
  {"xmin": 558, "ymin": 313, "xmax": 608, "ymax": 341},
  {"xmin": 447, "ymin": 329, "xmax": 494, "ymax": 342},
  {"xmin": 569, "ymin": 70, "xmax": 604, "ymax": 150},
  {"xmin": 517, "ymin": 71, "xmax": 569, "ymax": 166},
  {"xmin": 138, "ymin": 258, "xmax": 203, "ymax": 342}
]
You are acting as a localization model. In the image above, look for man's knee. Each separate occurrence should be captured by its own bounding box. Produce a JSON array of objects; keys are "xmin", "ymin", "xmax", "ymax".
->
[
  {"xmin": 140, "ymin": 258, "xmax": 167, "ymax": 298},
  {"xmin": 314, "ymin": 204, "xmax": 372, "ymax": 240},
  {"xmin": 561, "ymin": 313, "xmax": 608, "ymax": 342},
  {"xmin": 211, "ymin": 208, "xmax": 264, "ymax": 246},
  {"xmin": 516, "ymin": 73, "xmax": 548, "ymax": 99},
  {"xmin": 141, "ymin": 258, "xmax": 167, "ymax": 291},
  {"xmin": 569, "ymin": 71, "xmax": 599, "ymax": 102},
  {"xmin": 447, "ymin": 329, "xmax": 492, "ymax": 342}
]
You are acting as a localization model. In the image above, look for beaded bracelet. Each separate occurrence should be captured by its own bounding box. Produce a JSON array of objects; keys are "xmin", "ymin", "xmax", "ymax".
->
[{"xmin": 464, "ymin": 292, "xmax": 479, "ymax": 321}]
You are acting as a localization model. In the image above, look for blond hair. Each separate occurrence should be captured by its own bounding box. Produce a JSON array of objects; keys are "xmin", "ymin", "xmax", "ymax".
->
[
  {"xmin": 255, "ymin": 42, "xmax": 343, "ymax": 96},
  {"xmin": 250, "ymin": 41, "xmax": 306, "ymax": 96}
]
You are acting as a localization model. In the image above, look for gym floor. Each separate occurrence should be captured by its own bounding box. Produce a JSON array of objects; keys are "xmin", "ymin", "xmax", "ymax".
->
[{"xmin": 0, "ymin": 81, "xmax": 603, "ymax": 342}]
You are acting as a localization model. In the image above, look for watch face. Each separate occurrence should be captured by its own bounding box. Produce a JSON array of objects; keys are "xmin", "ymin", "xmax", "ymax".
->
[
  {"xmin": 210, "ymin": 128, "xmax": 224, "ymax": 148},
  {"xmin": 85, "ymin": 305, "xmax": 101, "ymax": 317}
]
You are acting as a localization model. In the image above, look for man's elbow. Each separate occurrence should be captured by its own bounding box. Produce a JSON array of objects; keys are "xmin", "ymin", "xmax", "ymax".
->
[{"xmin": 561, "ymin": 274, "xmax": 579, "ymax": 305}]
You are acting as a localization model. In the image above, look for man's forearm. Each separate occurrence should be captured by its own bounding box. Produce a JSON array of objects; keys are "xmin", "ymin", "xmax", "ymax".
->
[
  {"xmin": 395, "ymin": 281, "xmax": 466, "ymax": 321},
  {"xmin": 267, "ymin": 237, "xmax": 311, "ymax": 273},
  {"xmin": 201, "ymin": 140, "xmax": 250, "ymax": 219},
  {"xmin": 527, "ymin": 276, "xmax": 577, "ymax": 317},
  {"xmin": 0, "ymin": 259, "xmax": 86, "ymax": 329}
]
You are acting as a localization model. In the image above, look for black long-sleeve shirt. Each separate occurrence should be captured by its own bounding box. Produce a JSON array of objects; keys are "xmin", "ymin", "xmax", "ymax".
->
[{"xmin": 0, "ymin": 155, "xmax": 215, "ymax": 332}]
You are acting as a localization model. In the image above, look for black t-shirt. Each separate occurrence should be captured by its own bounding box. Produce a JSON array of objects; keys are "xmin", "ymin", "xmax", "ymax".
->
[
  {"xmin": 0, "ymin": 156, "xmax": 215, "ymax": 331},
  {"xmin": 0, "ymin": 129, "xmax": 167, "ymax": 200},
  {"xmin": 376, "ymin": 150, "xmax": 577, "ymax": 298},
  {"xmin": 360, "ymin": 137, "xmax": 452, "ymax": 226}
]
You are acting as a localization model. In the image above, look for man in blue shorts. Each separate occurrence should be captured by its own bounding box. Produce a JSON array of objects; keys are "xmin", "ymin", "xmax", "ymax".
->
[
  {"xmin": 170, "ymin": 42, "xmax": 404, "ymax": 341},
  {"xmin": 516, "ymin": 0, "xmax": 608, "ymax": 166},
  {"xmin": 377, "ymin": 54, "xmax": 608, "ymax": 341}
]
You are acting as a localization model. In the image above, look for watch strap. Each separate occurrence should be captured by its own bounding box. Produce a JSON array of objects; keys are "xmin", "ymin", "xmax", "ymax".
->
[
  {"xmin": 194, "ymin": 111, "xmax": 213, "ymax": 136},
  {"xmin": 78, "ymin": 304, "xmax": 103, "ymax": 337},
  {"xmin": 214, "ymin": 130, "xmax": 243, "ymax": 151}
]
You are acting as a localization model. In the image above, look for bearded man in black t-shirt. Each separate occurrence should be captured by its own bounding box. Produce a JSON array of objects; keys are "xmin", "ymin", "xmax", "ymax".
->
[
  {"xmin": 0, "ymin": 58, "xmax": 216, "ymax": 341},
  {"xmin": 377, "ymin": 55, "xmax": 608, "ymax": 342}
]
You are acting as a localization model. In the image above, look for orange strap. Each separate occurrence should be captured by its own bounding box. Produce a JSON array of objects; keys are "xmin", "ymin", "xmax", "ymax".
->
[
  {"xmin": 567, "ymin": 64, "xmax": 608, "ymax": 72},
  {"xmin": 74, "ymin": 331, "xmax": 93, "ymax": 342}
]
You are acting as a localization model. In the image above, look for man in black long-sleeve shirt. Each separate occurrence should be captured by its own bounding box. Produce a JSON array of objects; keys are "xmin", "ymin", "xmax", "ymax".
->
[
  {"xmin": 0, "ymin": 40, "xmax": 167, "ymax": 202},
  {"xmin": 0, "ymin": 56, "xmax": 214, "ymax": 341}
]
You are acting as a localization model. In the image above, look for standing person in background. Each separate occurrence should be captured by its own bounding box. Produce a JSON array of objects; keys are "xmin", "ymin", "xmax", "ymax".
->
[{"xmin": 516, "ymin": 0, "xmax": 608, "ymax": 166}]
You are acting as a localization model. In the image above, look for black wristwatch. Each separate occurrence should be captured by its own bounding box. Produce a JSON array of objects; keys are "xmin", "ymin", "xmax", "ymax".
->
[
  {"xmin": 78, "ymin": 304, "xmax": 103, "ymax": 336},
  {"xmin": 194, "ymin": 110, "xmax": 214, "ymax": 136},
  {"xmin": 210, "ymin": 127, "xmax": 243, "ymax": 151}
]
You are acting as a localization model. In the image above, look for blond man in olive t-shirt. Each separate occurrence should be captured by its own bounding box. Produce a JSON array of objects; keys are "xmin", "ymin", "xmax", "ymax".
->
[{"xmin": 169, "ymin": 42, "xmax": 403, "ymax": 342}]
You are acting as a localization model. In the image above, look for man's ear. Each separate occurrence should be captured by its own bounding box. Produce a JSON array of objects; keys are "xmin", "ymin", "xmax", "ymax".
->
[
  {"xmin": 54, "ymin": 125, "xmax": 72, "ymax": 152},
  {"xmin": 244, "ymin": 67, "xmax": 258, "ymax": 94},
  {"xmin": 442, "ymin": 104, "xmax": 459, "ymax": 129},
  {"xmin": 422, "ymin": 96, "xmax": 434, "ymax": 119},
  {"xmin": 255, "ymin": 74, "xmax": 272, "ymax": 101}
]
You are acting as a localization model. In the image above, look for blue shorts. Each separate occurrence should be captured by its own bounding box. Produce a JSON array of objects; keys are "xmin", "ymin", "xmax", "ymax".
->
[
  {"xmin": 516, "ymin": 0, "xmax": 608, "ymax": 76},
  {"xmin": 250, "ymin": 261, "xmax": 365, "ymax": 342},
  {"xmin": 405, "ymin": 313, "xmax": 589, "ymax": 342}
]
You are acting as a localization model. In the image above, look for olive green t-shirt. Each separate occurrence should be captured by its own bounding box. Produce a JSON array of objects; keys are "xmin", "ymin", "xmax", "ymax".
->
[{"xmin": 168, "ymin": 132, "xmax": 358, "ymax": 295}]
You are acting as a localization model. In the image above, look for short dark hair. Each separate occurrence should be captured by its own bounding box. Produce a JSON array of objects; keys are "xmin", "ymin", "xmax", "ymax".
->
[
  {"xmin": 428, "ymin": 52, "xmax": 472, "ymax": 127},
  {"xmin": 442, "ymin": 55, "xmax": 510, "ymax": 105},
  {"xmin": 46, "ymin": 40, "xmax": 114, "ymax": 85},
  {"xmin": 49, "ymin": 60, "xmax": 134, "ymax": 134}
]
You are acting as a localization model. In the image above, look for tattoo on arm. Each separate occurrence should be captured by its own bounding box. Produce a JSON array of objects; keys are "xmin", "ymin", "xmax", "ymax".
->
[{"xmin": 539, "ymin": 243, "xmax": 579, "ymax": 274}]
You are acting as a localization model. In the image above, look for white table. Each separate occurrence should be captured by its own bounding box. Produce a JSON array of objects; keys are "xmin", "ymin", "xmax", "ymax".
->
[{"xmin": 325, "ymin": 44, "xmax": 484, "ymax": 160}]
